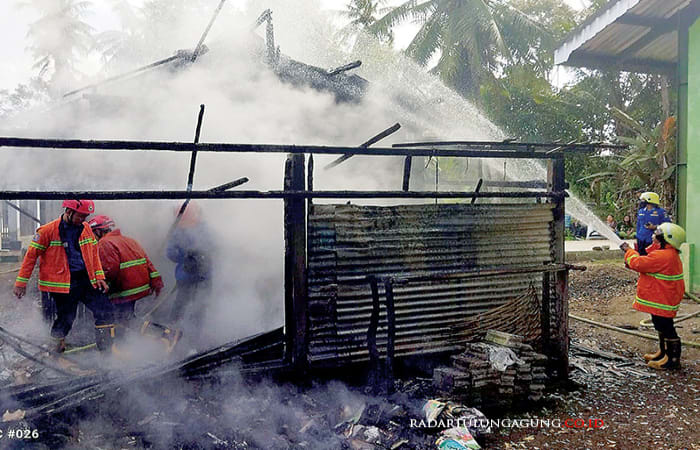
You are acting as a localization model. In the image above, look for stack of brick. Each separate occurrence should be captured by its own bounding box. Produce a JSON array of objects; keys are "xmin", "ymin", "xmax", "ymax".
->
[{"xmin": 433, "ymin": 331, "xmax": 548, "ymax": 408}]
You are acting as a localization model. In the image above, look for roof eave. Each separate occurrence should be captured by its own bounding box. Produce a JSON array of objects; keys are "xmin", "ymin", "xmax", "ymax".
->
[{"xmin": 554, "ymin": 0, "xmax": 642, "ymax": 66}]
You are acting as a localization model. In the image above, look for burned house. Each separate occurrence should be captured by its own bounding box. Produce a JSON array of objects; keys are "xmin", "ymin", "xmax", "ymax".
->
[{"xmin": 0, "ymin": 6, "xmax": 627, "ymax": 447}]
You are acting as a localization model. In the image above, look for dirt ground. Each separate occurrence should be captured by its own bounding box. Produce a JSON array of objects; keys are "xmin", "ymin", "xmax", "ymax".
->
[
  {"xmin": 1, "ymin": 260, "xmax": 699, "ymax": 449},
  {"xmin": 488, "ymin": 260, "xmax": 700, "ymax": 450}
]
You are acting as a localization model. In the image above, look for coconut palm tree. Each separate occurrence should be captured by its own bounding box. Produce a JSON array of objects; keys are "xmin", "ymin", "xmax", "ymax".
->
[
  {"xmin": 345, "ymin": 0, "xmax": 389, "ymax": 28},
  {"xmin": 21, "ymin": 0, "xmax": 94, "ymax": 94},
  {"xmin": 369, "ymin": 0, "xmax": 549, "ymax": 100}
]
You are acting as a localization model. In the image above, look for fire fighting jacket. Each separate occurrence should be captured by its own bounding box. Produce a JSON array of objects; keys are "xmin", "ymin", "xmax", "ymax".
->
[
  {"xmin": 624, "ymin": 246, "xmax": 684, "ymax": 318},
  {"xmin": 97, "ymin": 229, "xmax": 163, "ymax": 304},
  {"xmin": 15, "ymin": 218, "xmax": 105, "ymax": 293}
]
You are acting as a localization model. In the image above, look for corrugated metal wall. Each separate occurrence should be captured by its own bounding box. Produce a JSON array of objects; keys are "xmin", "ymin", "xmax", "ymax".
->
[{"xmin": 307, "ymin": 202, "xmax": 556, "ymax": 367}]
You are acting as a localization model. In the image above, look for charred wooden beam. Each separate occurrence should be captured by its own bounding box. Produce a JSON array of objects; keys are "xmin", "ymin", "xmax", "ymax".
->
[
  {"xmin": 283, "ymin": 154, "xmax": 307, "ymax": 374},
  {"xmin": 392, "ymin": 140, "xmax": 627, "ymax": 152},
  {"xmin": 324, "ymin": 122, "xmax": 401, "ymax": 169},
  {"xmin": 327, "ymin": 60, "xmax": 361, "ymax": 76},
  {"xmin": 0, "ymin": 190, "xmax": 565, "ymax": 200},
  {"xmin": 171, "ymin": 105, "xmax": 206, "ymax": 235},
  {"xmin": 471, "ymin": 178, "xmax": 483, "ymax": 204},
  {"xmin": 62, "ymin": 55, "xmax": 182, "ymax": 97},
  {"xmin": 548, "ymin": 155, "xmax": 568, "ymax": 380},
  {"xmin": 208, "ymin": 177, "xmax": 249, "ymax": 192},
  {"xmin": 191, "ymin": 0, "xmax": 227, "ymax": 62},
  {"xmin": 4, "ymin": 200, "xmax": 40, "ymax": 224},
  {"xmin": 0, "ymin": 136, "xmax": 594, "ymax": 159},
  {"xmin": 402, "ymin": 156, "xmax": 412, "ymax": 191}
]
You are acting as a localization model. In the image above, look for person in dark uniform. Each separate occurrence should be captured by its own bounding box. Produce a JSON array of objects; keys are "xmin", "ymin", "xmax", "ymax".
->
[{"xmin": 636, "ymin": 192, "xmax": 670, "ymax": 255}]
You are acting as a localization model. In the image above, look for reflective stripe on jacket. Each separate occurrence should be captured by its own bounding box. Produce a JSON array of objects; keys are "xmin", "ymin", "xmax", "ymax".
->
[
  {"xmin": 98, "ymin": 229, "xmax": 163, "ymax": 303},
  {"xmin": 15, "ymin": 218, "xmax": 105, "ymax": 293},
  {"xmin": 624, "ymin": 246, "xmax": 684, "ymax": 318}
]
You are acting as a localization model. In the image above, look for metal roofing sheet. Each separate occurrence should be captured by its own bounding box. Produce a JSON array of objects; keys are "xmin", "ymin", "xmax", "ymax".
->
[
  {"xmin": 306, "ymin": 203, "xmax": 555, "ymax": 366},
  {"xmin": 555, "ymin": 0, "xmax": 697, "ymax": 71}
]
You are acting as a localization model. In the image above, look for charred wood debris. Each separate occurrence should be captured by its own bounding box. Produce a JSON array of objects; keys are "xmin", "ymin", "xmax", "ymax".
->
[{"xmin": 0, "ymin": 326, "xmax": 659, "ymax": 449}]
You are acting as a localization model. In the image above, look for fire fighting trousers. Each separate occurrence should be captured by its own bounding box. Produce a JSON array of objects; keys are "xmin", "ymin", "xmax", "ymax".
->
[
  {"xmin": 50, "ymin": 271, "xmax": 115, "ymax": 339},
  {"xmin": 651, "ymin": 314, "xmax": 678, "ymax": 339},
  {"xmin": 113, "ymin": 301, "xmax": 137, "ymax": 327},
  {"xmin": 167, "ymin": 280, "xmax": 211, "ymax": 346}
]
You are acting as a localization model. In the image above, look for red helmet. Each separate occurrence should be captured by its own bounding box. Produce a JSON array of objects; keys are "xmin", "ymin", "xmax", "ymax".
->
[
  {"xmin": 88, "ymin": 215, "xmax": 115, "ymax": 231},
  {"xmin": 62, "ymin": 199, "xmax": 95, "ymax": 215}
]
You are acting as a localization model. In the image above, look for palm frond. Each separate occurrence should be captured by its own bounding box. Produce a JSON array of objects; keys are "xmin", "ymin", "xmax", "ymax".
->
[
  {"xmin": 406, "ymin": 12, "xmax": 444, "ymax": 65},
  {"xmin": 369, "ymin": 0, "xmax": 434, "ymax": 37}
]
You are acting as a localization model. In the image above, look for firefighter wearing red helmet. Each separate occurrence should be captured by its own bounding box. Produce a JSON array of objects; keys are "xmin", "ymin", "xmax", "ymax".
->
[
  {"xmin": 13, "ymin": 200, "xmax": 116, "ymax": 353},
  {"xmin": 88, "ymin": 215, "xmax": 164, "ymax": 325}
]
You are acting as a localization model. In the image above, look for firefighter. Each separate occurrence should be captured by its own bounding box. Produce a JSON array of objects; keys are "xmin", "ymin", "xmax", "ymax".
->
[
  {"xmin": 88, "ymin": 215, "xmax": 163, "ymax": 327},
  {"xmin": 620, "ymin": 223, "xmax": 685, "ymax": 370},
  {"xmin": 166, "ymin": 201, "xmax": 212, "ymax": 347},
  {"xmin": 636, "ymin": 192, "xmax": 670, "ymax": 255},
  {"xmin": 13, "ymin": 200, "xmax": 115, "ymax": 353}
]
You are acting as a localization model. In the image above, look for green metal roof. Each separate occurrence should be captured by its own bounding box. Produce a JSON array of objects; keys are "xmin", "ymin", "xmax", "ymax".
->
[{"xmin": 555, "ymin": 0, "xmax": 699, "ymax": 74}]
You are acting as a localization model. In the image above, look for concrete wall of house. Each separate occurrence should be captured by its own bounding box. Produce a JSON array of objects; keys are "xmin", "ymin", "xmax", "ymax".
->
[{"xmin": 684, "ymin": 17, "xmax": 700, "ymax": 292}]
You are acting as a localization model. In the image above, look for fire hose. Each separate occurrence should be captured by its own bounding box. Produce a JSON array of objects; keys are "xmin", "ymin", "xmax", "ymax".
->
[
  {"xmin": 638, "ymin": 290, "xmax": 700, "ymax": 327},
  {"xmin": 569, "ymin": 314, "xmax": 700, "ymax": 348}
]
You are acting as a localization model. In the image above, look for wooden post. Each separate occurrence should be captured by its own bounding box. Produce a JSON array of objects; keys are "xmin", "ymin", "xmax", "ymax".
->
[
  {"xmin": 547, "ymin": 155, "xmax": 568, "ymax": 379},
  {"xmin": 283, "ymin": 154, "xmax": 307, "ymax": 372},
  {"xmin": 402, "ymin": 156, "xmax": 412, "ymax": 191}
]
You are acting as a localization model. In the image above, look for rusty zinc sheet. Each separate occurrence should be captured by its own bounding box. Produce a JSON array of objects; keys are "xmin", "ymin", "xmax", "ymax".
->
[{"xmin": 306, "ymin": 202, "xmax": 555, "ymax": 367}]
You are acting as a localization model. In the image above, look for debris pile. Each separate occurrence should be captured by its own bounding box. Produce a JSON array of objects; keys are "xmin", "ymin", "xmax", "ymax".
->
[{"xmin": 433, "ymin": 331, "xmax": 547, "ymax": 408}]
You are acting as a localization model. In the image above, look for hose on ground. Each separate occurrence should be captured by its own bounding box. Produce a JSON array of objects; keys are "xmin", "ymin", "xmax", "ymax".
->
[
  {"xmin": 569, "ymin": 313, "xmax": 700, "ymax": 348},
  {"xmin": 639, "ymin": 291, "xmax": 700, "ymax": 327}
]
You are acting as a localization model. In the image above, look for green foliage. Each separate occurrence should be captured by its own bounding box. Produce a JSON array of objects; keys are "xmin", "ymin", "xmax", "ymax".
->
[
  {"xmin": 363, "ymin": 0, "xmax": 677, "ymax": 223},
  {"xmin": 369, "ymin": 0, "xmax": 548, "ymax": 100}
]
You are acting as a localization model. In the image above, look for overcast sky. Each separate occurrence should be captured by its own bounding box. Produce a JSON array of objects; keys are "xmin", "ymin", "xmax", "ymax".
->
[{"xmin": 0, "ymin": 0, "xmax": 589, "ymax": 91}]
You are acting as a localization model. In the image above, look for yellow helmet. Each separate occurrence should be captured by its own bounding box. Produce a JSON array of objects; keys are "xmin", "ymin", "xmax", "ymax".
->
[
  {"xmin": 656, "ymin": 223, "xmax": 685, "ymax": 250},
  {"xmin": 639, "ymin": 192, "xmax": 660, "ymax": 205}
]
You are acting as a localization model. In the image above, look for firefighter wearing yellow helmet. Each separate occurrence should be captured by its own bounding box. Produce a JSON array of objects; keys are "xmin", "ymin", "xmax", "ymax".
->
[
  {"xmin": 620, "ymin": 223, "xmax": 685, "ymax": 370},
  {"xmin": 636, "ymin": 192, "xmax": 670, "ymax": 255}
]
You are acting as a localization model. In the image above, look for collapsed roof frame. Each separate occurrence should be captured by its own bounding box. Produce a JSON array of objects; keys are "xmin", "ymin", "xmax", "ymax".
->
[{"xmin": 0, "ymin": 128, "xmax": 623, "ymax": 381}]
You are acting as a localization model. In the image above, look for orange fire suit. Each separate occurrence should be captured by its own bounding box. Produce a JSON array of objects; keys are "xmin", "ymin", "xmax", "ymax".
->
[
  {"xmin": 15, "ymin": 218, "xmax": 105, "ymax": 293},
  {"xmin": 624, "ymin": 246, "xmax": 684, "ymax": 318},
  {"xmin": 97, "ymin": 229, "xmax": 163, "ymax": 303}
]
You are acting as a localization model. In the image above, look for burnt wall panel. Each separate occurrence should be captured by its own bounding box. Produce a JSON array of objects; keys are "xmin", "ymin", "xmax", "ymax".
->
[{"xmin": 307, "ymin": 202, "xmax": 555, "ymax": 367}]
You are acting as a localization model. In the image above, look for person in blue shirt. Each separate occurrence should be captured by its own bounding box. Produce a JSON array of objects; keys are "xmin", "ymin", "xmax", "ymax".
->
[
  {"xmin": 636, "ymin": 192, "xmax": 670, "ymax": 255},
  {"xmin": 166, "ymin": 201, "xmax": 213, "ymax": 349}
]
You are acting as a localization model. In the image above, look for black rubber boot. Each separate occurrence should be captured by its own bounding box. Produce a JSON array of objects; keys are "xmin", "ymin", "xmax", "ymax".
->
[
  {"xmin": 648, "ymin": 338, "xmax": 681, "ymax": 370},
  {"xmin": 51, "ymin": 337, "xmax": 66, "ymax": 354},
  {"xmin": 643, "ymin": 333, "xmax": 665, "ymax": 362},
  {"xmin": 94, "ymin": 324, "xmax": 116, "ymax": 353},
  {"xmin": 663, "ymin": 338, "xmax": 681, "ymax": 370}
]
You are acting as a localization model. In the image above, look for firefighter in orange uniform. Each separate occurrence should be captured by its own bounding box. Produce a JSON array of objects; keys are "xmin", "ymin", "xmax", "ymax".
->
[
  {"xmin": 13, "ymin": 200, "xmax": 115, "ymax": 353},
  {"xmin": 620, "ymin": 222, "xmax": 685, "ymax": 370},
  {"xmin": 88, "ymin": 215, "xmax": 164, "ymax": 328}
]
